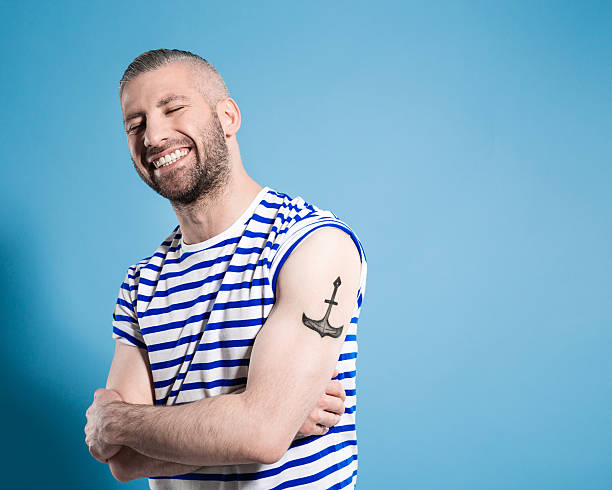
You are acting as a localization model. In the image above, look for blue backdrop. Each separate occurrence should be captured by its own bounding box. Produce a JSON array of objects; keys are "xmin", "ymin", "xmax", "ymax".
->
[{"xmin": 1, "ymin": 1, "xmax": 610, "ymax": 488}]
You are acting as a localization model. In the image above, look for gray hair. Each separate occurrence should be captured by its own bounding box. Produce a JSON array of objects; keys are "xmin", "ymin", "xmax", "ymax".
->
[{"xmin": 119, "ymin": 49, "xmax": 230, "ymax": 106}]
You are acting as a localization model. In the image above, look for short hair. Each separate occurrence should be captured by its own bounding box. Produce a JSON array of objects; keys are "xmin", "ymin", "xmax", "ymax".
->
[{"xmin": 119, "ymin": 49, "xmax": 230, "ymax": 106}]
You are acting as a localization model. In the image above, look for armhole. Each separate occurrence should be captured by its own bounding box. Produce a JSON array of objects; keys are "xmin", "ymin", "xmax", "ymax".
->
[{"xmin": 270, "ymin": 221, "xmax": 366, "ymax": 298}]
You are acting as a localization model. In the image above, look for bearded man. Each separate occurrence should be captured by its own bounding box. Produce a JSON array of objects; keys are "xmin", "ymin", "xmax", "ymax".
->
[{"xmin": 85, "ymin": 49, "xmax": 367, "ymax": 489}]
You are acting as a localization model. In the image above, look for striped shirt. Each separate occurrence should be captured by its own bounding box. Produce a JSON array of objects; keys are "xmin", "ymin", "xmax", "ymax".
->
[{"xmin": 112, "ymin": 187, "xmax": 367, "ymax": 489}]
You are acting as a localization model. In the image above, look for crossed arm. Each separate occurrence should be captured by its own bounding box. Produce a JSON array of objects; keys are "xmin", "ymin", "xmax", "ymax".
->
[
  {"xmin": 94, "ymin": 344, "xmax": 347, "ymax": 481},
  {"xmin": 85, "ymin": 227, "xmax": 361, "ymax": 480}
]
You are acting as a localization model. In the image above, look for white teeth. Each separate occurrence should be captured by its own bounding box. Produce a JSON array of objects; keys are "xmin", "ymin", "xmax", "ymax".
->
[{"xmin": 154, "ymin": 149, "xmax": 189, "ymax": 168}]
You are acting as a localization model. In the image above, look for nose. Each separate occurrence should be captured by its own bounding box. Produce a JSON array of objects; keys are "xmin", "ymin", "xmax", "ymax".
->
[{"xmin": 143, "ymin": 114, "xmax": 170, "ymax": 149}]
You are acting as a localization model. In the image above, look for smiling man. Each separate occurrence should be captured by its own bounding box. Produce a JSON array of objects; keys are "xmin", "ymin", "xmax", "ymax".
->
[{"xmin": 85, "ymin": 49, "xmax": 367, "ymax": 489}]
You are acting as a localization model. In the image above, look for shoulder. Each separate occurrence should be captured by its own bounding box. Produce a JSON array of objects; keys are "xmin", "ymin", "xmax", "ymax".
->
[
  {"xmin": 278, "ymin": 227, "xmax": 361, "ymax": 291},
  {"xmin": 264, "ymin": 190, "xmax": 366, "ymax": 298},
  {"xmin": 274, "ymin": 226, "xmax": 362, "ymax": 332},
  {"xmin": 264, "ymin": 189, "xmax": 320, "ymax": 229},
  {"xmin": 266, "ymin": 189, "xmax": 364, "ymax": 254}
]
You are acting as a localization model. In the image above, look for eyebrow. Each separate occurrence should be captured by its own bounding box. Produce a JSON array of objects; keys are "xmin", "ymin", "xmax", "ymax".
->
[
  {"xmin": 124, "ymin": 94, "xmax": 191, "ymax": 124},
  {"xmin": 157, "ymin": 94, "xmax": 190, "ymax": 107}
]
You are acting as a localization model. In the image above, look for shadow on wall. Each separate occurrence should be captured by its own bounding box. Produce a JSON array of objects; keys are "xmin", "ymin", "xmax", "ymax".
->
[{"xmin": 0, "ymin": 224, "xmax": 142, "ymax": 489}]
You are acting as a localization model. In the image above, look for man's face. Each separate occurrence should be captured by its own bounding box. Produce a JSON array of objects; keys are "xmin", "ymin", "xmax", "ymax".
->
[{"xmin": 120, "ymin": 62, "xmax": 229, "ymax": 204}]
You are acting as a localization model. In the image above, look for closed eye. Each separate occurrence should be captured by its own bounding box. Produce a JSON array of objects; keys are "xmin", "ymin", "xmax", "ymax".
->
[
  {"xmin": 127, "ymin": 123, "xmax": 144, "ymax": 134},
  {"xmin": 166, "ymin": 106, "xmax": 184, "ymax": 114}
]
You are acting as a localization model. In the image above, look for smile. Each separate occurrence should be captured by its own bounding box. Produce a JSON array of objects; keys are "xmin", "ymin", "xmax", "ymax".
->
[{"xmin": 153, "ymin": 148, "xmax": 190, "ymax": 169}]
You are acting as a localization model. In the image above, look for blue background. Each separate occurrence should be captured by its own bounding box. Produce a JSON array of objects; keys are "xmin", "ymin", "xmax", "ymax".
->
[{"xmin": 1, "ymin": 1, "xmax": 610, "ymax": 488}]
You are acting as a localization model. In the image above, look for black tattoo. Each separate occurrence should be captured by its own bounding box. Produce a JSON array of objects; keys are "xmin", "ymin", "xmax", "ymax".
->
[{"xmin": 302, "ymin": 276, "xmax": 344, "ymax": 338}]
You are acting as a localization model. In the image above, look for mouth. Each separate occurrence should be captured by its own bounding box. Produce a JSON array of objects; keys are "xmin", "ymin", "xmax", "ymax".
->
[{"xmin": 150, "ymin": 147, "xmax": 191, "ymax": 169}]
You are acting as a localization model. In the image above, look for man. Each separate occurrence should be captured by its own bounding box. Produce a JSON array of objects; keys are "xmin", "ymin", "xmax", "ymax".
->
[{"xmin": 85, "ymin": 49, "xmax": 367, "ymax": 489}]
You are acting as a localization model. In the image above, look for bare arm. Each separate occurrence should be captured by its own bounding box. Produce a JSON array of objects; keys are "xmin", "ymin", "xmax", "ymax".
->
[
  {"xmin": 90, "ymin": 227, "xmax": 361, "ymax": 466},
  {"xmin": 104, "ymin": 342, "xmax": 203, "ymax": 481}
]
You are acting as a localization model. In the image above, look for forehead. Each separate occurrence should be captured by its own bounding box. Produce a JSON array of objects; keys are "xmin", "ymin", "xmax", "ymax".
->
[{"xmin": 120, "ymin": 62, "xmax": 201, "ymax": 114}]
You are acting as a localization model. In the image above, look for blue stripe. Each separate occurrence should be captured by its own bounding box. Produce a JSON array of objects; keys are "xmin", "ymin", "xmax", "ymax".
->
[
  {"xmin": 289, "ymin": 424, "xmax": 356, "ymax": 449},
  {"xmin": 212, "ymin": 297, "xmax": 274, "ymax": 311},
  {"xmin": 154, "ymin": 361, "xmax": 249, "ymax": 388},
  {"xmin": 249, "ymin": 211, "xmax": 308, "ymax": 229},
  {"xmin": 176, "ymin": 236, "xmax": 242, "ymax": 260},
  {"xmin": 138, "ymin": 291, "xmax": 220, "ymax": 319},
  {"xmin": 271, "ymin": 453, "xmax": 357, "ymax": 489},
  {"xmin": 190, "ymin": 358, "xmax": 250, "ymax": 370},
  {"xmin": 345, "ymin": 335, "xmax": 356, "ymax": 342},
  {"xmin": 150, "ymin": 352, "xmax": 196, "ymax": 370},
  {"xmin": 112, "ymin": 326, "xmax": 146, "ymax": 349},
  {"xmin": 155, "ymin": 439, "xmax": 357, "ymax": 483},
  {"xmin": 155, "ymin": 372, "xmax": 188, "ymax": 388},
  {"xmin": 151, "ymin": 339, "xmax": 255, "ymax": 371},
  {"xmin": 149, "ymin": 348, "xmax": 252, "ymax": 371},
  {"xmin": 113, "ymin": 314, "xmax": 135, "ymax": 324},
  {"xmin": 152, "ymin": 252, "xmax": 236, "ymax": 278},
  {"xmin": 338, "ymin": 352, "xmax": 357, "ymax": 361},
  {"xmin": 268, "ymin": 189, "xmax": 289, "ymax": 199},
  {"xmin": 344, "ymin": 389, "xmax": 356, "ymax": 397},
  {"xmin": 139, "ymin": 291, "xmax": 270, "ymax": 335},
  {"xmin": 198, "ymin": 338, "xmax": 255, "ymax": 352},
  {"xmin": 344, "ymin": 405, "xmax": 356, "ymax": 414},
  {"xmin": 136, "ymin": 271, "xmax": 267, "ymax": 302},
  {"xmin": 147, "ymin": 328, "xmax": 259, "ymax": 351},
  {"xmin": 116, "ymin": 297, "xmax": 134, "ymax": 312},
  {"xmin": 150, "ymin": 227, "xmax": 271, "ymax": 260},
  {"xmin": 146, "ymin": 249, "xmax": 266, "ymax": 281},
  {"xmin": 243, "ymin": 229, "xmax": 273, "ymax": 239},
  {"xmin": 251, "ymin": 213, "xmax": 276, "ymax": 224},
  {"xmin": 168, "ymin": 377, "xmax": 247, "ymax": 396},
  {"xmin": 259, "ymin": 200, "xmax": 282, "ymax": 209},
  {"xmin": 141, "ymin": 312, "xmax": 211, "ymax": 336},
  {"xmin": 205, "ymin": 317, "xmax": 264, "ymax": 332},
  {"xmin": 336, "ymin": 370, "xmax": 356, "ymax": 380},
  {"xmin": 329, "ymin": 469, "xmax": 358, "ymax": 489},
  {"xmin": 331, "ymin": 424, "xmax": 355, "ymax": 434},
  {"xmin": 147, "ymin": 332, "xmax": 203, "ymax": 352},
  {"xmin": 220, "ymin": 279, "xmax": 267, "ymax": 291}
]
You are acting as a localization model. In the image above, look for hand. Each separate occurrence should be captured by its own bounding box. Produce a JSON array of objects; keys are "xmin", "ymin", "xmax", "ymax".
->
[
  {"xmin": 85, "ymin": 388, "xmax": 124, "ymax": 463},
  {"xmin": 298, "ymin": 371, "xmax": 346, "ymax": 437}
]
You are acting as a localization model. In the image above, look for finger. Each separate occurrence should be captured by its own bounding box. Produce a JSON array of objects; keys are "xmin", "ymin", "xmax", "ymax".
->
[
  {"xmin": 89, "ymin": 445, "xmax": 108, "ymax": 464},
  {"xmin": 317, "ymin": 394, "xmax": 344, "ymax": 415},
  {"xmin": 94, "ymin": 388, "xmax": 107, "ymax": 400},
  {"xmin": 313, "ymin": 409, "xmax": 341, "ymax": 428},
  {"xmin": 332, "ymin": 370, "xmax": 338, "ymax": 379},
  {"xmin": 313, "ymin": 424, "xmax": 330, "ymax": 436},
  {"xmin": 297, "ymin": 421, "xmax": 314, "ymax": 437},
  {"xmin": 325, "ymin": 380, "xmax": 346, "ymax": 401}
]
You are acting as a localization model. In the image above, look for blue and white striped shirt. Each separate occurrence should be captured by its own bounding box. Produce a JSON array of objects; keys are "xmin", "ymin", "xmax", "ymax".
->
[{"xmin": 112, "ymin": 187, "xmax": 367, "ymax": 489}]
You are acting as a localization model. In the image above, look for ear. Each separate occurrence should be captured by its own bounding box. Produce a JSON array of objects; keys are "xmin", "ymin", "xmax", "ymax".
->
[{"xmin": 216, "ymin": 98, "xmax": 241, "ymax": 137}]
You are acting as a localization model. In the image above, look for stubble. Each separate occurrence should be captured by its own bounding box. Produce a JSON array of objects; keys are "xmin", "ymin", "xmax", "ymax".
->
[{"xmin": 133, "ymin": 111, "xmax": 230, "ymax": 206}]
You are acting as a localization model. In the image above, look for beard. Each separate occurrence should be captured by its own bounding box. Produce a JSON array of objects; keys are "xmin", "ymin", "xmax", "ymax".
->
[{"xmin": 133, "ymin": 112, "xmax": 230, "ymax": 205}]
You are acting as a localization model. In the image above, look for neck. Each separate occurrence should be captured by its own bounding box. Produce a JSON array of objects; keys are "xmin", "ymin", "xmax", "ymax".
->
[{"xmin": 171, "ymin": 160, "xmax": 262, "ymax": 246}]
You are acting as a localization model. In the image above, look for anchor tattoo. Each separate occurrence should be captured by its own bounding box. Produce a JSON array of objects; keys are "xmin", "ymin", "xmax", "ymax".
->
[{"xmin": 302, "ymin": 276, "xmax": 344, "ymax": 338}]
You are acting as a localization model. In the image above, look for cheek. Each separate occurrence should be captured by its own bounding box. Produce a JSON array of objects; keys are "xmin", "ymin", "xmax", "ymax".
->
[{"xmin": 127, "ymin": 140, "xmax": 144, "ymax": 163}]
